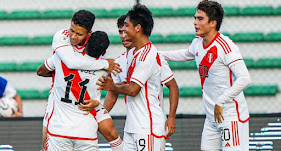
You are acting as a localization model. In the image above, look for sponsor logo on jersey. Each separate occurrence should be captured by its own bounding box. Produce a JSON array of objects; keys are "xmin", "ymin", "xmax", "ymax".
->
[{"xmin": 60, "ymin": 36, "xmax": 69, "ymax": 44}]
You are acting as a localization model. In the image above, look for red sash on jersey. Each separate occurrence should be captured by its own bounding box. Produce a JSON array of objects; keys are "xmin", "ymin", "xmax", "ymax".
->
[{"xmin": 198, "ymin": 46, "xmax": 218, "ymax": 89}]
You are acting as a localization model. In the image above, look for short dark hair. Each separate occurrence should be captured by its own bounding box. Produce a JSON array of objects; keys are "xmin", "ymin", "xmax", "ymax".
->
[
  {"xmin": 71, "ymin": 10, "xmax": 95, "ymax": 32},
  {"xmin": 197, "ymin": 0, "xmax": 224, "ymax": 31},
  {"xmin": 126, "ymin": 4, "xmax": 154, "ymax": 36},
  {"xmin": 117, "ymin": 15, "xmax": 127, "ymax": 28},
  {"xmin": 86, "ymin": 31, "xmax": 110, "ymax": 58}
]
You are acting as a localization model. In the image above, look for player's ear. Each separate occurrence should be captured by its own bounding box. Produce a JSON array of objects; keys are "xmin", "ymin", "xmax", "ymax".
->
[
  {"xmin": 210, "ymin": 20, "xmax": 217, "ymax": 29},
  {"xmin": 135, "ymin": 24, "xmax": 141, "ymax": 33},
  {"xmin": 88, "ymin": 30, "xmax": 92, "ymax": 36}
]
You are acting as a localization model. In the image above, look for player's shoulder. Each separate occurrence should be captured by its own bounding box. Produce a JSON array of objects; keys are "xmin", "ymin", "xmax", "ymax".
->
[
  {"xmin": 215, "ymin": 33, "xmax": 239, "ymax": 54},
  {"xmin": 138, "ymin": 42, "xmax": 157, "ymax": 62},
  {"xmin": 53, "ymin": 28, "xmax": 71, "ymax": 44}
]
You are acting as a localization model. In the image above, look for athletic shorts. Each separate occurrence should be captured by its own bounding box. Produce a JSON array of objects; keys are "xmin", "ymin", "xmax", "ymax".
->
[
  {"xmin": 46, "ymin": 135, "xmax": 98, "ymax": 151},
  {"xmin": 95, "ymin": 103, "xmax": 111, "ymax": 123},
  {"xmin": 43, "ymin": 101, "xmax": 111, "ymax": 127},
  {"xmin": 123, "ymin": 132, "xmax": 166, "ymax": 151},
  {"xmin": 201, "ymin": 116, "xmax": 249, "ymax": 151}
]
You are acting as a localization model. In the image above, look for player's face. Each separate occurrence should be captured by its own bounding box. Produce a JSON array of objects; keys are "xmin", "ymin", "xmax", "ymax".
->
[
  {"xmin": 69, "ymin": 22, "xmax": 91, "ymax": 46},
  {"xmin": 119, "ymin": 25, "xmax": 133, "ymax": 50},
  {"xmin": 124, "ymin": 17, "xmax": 137, "ymax": 46},
  {"xmin": 193, "ymin": 9, "xmax": 214, "ymax": 37}
]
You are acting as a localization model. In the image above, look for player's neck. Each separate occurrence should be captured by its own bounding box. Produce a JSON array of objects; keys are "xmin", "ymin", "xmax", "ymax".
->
[
  {"xmin": 134, "ymin": 36, "xmax": 150, "ymax": 51},
  {"xmin": 202, "ymin": 30, "xmax": 218, "ymax": 47}
]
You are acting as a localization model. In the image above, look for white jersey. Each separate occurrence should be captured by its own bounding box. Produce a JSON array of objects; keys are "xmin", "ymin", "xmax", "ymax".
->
[
  {"xmin": 111, "ymin": 51, "xmax": 129, "ymax": 83},
  {"xmin": 45, "ymin": 29, "xmax": 108, "ymax": 140},
  {"xmin": 125, "ymin": 42, "xmax": 166, "ymax": 138},
  {"xmin": 161, "ymin": 32, "xmax": 250, "ymax": 123}
]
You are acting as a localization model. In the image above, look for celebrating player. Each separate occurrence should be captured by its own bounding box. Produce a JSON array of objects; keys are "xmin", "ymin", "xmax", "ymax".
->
[
  {"xmin": 97, "ymin": 4, "xmax": 171, "ymax": 151},
  {"xmin": 159, "ymin": 0, "xmax": 251, "ymax": 150},
  {"xmin": 37, "ymin": 10, "xmax": 123, "ymax": 151},
  {"xmin": 38, "ymin": 31, "xmax": 123, "ymax": 150}
]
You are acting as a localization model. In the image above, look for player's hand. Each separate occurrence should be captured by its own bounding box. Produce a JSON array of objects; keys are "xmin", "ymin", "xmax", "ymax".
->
[
  {"xmin": 106, "ymin": 59, "xmax": 121, "ymax": 76},
  {"xmin": 214, "ymin": 104, "xmax": 224, "ymax": 123},
  {"xmin": 97, "ymin": 75, "xmax": 114, "ymax": 91},
  {"xmin": 78, "ymin": 100, "xmax": 99, "ymax": 115},
  {"xmin": 165, "ymin": 116, "xmax": 176, "ymax": 137}
]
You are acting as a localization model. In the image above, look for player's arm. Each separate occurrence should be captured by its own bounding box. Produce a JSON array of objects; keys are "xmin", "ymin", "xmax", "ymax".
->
[
  {"xmin": 164, "ymin": 78, "xmax": 179, "ymax": 137},
  {"xmin": 55, "ymin": 46, "xmax": 120, "ymax": 75},
  {"xmin": 37, "ymin": 56, "xmax": 55, "ymax": 77},
  {"xmin": 159, "ymin": 48, "xmax": 195, "ymax": 62},
  {"xmin": 4, "ymin": 81, "xmax": 23, "ymax": 117},
  {"xmin": 214, "ymin": 61, "xmax": 251, "ymax": 123},
  {"xmin": 97, "ymin": 75, "xmax": 141, "ymax": 97},
  {"xmin": 103, "ymin": 91, "xmax": 119, "ymax": 112},
  {"xmin": 12, "ymin": 93, "xmax": 23, "ymax": 117}
]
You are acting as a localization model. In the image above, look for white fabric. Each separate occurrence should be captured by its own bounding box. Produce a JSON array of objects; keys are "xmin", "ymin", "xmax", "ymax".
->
[
  {"xmin": 124, "ymin": 42, "xmax": 166, "ymax": 137},
  {"xmin": 160, "ymin": 32, "xmax": 250, "ymax": 123},
  {"xmin": 123, "ymin": 132, "xmax": 165, "ymax": 151},
  {"xmin": 52, "ymin": 28, "xmax": 109, "ymax": 70},
  {"xmin": 111, "ymin": 51, "xmax": 129, "ymax": 83},
  {"xmin": 47, "ymin": 51, "xmax": 108, "ymax": 139},
  {"xmin": 3, "ymin": 82, "xmax": 17, "ymax": 98},
  {"xmin": 47, "ymin": 135, "xmax": 98, "ymax": 151},
  {"xmin": 201, "ymin": 117, "xmax": 249, "ymax": 151}
]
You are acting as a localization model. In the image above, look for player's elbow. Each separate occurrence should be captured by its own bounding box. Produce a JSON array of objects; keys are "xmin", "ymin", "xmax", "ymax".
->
[{"xmin": 241, "ymin": 75, "xmax": 252, "ymax": 88}]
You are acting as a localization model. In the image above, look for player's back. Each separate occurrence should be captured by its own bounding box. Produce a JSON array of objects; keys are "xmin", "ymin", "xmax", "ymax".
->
[{"xmin": 47, "ymin": 52, "xmax": 107, "ymax": 140}]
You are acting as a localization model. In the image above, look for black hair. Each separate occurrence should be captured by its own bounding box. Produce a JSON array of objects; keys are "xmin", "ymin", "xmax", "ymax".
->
[
  {"xmin": 197, "ymin": 0, "xmax": 224, "ymax": 31},
  {"xmin": 71, "ymin": 10, "xmax": 95, "ymax": 32},
  {"xmin": 126, "ymin": 4, "xmax": 154, "ymax": 36},
  {"xmin": 86, "ymin": 31, "xmax": 110, "ymax": 58},
  {"xmin": 117, "ymin": 14, "xmax": 127, "ymax": 28}
]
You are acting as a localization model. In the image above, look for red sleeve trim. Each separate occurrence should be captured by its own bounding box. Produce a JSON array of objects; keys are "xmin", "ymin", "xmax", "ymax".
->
[{"xmin": 228, "ymin": 59, "xmax": 243, "ymax": 66}]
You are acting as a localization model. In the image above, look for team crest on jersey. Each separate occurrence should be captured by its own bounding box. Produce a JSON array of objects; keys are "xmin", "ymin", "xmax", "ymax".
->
[
  {"xmin": 208, "ymin": 53, "xmax": 214, "ymax": 63},
  {"xmin": 60, "ymin": 36, "xmax": 69, "ymax": 44}
]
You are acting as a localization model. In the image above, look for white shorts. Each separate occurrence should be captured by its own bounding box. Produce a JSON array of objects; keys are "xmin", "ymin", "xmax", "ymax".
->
[
  {"xmin": 43, "ymin": 98, "xmax": 54, "ymax": 127},
  {"xmin": 43, "ymin": 101, "xmax": 110, "ymax": 127},
  {"xmin": 46, "ymin": 135, "xmax": 99, "ymax": 151},
  {"xmin": 94, "ymin": 103, "xmax": 111, "ymax": 123},
  {"xmin": 123, "ymin": 132, "xmax": 166, "ymax": 151},
  {"xmin": 201, "ymin": 116, "xmax": 249, "ymax": 151}
]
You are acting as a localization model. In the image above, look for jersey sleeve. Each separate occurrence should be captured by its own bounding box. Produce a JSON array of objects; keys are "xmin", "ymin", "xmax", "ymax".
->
[
  {"xmin": 112, "ymin": 54, "xmax": 127, "ymax": 83},
  {"xmin": 221, "ymin": 43, "xmax": 244, "ymax": 67},
  {"xmin": 160, "ymin": 55, "xmax": 174, "ymax": 84},
  {"xmin": 45, "ymin": 55, "xmax": 55, "ymax": 71},
  {"xmin": 130, "ymin": 51, "xmax": 157, "ymax": 87},
  {"xmin": 54, "ymin": 44, "xmax": 109, "ymax": 71}
]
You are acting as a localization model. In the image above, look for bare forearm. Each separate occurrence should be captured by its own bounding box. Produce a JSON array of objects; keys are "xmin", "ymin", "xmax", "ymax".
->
[
  {"xmin": 167, "ymin": 83, "xmax": 179, "ymax": 118},
  {"xmin": 104, "ymin": 91, "xmax": 119, "ymax": 112},
  {"xmin": 14, "ymin": 94, "xmax": 23, "ymax": 113},
  {"xmin": 111, "ymin": 83, "xmax": 139, "ymax": 97}
]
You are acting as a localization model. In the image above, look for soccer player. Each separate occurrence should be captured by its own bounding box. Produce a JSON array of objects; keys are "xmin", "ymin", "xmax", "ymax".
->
[
  {"xmin": 159, "ymin": 0, "xmax": 251, "ymax": 150},
  {"xmin": 80, "ymin": 14, "xmax": 179, "ymax": 137},
  {"xmin": 37, "ymin": 10, "xmax": 123, "ymax": 151},
  {"xmin": 39, "ymin": 31, "xmax": 122, "ymax": 150},
  {"xmin": 0, "ymin": 76, "xmax": 23, "ymax": 117},
  {"xmin": 97, "ymin": 4, "xmax": 170, "ymax": 151}
]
